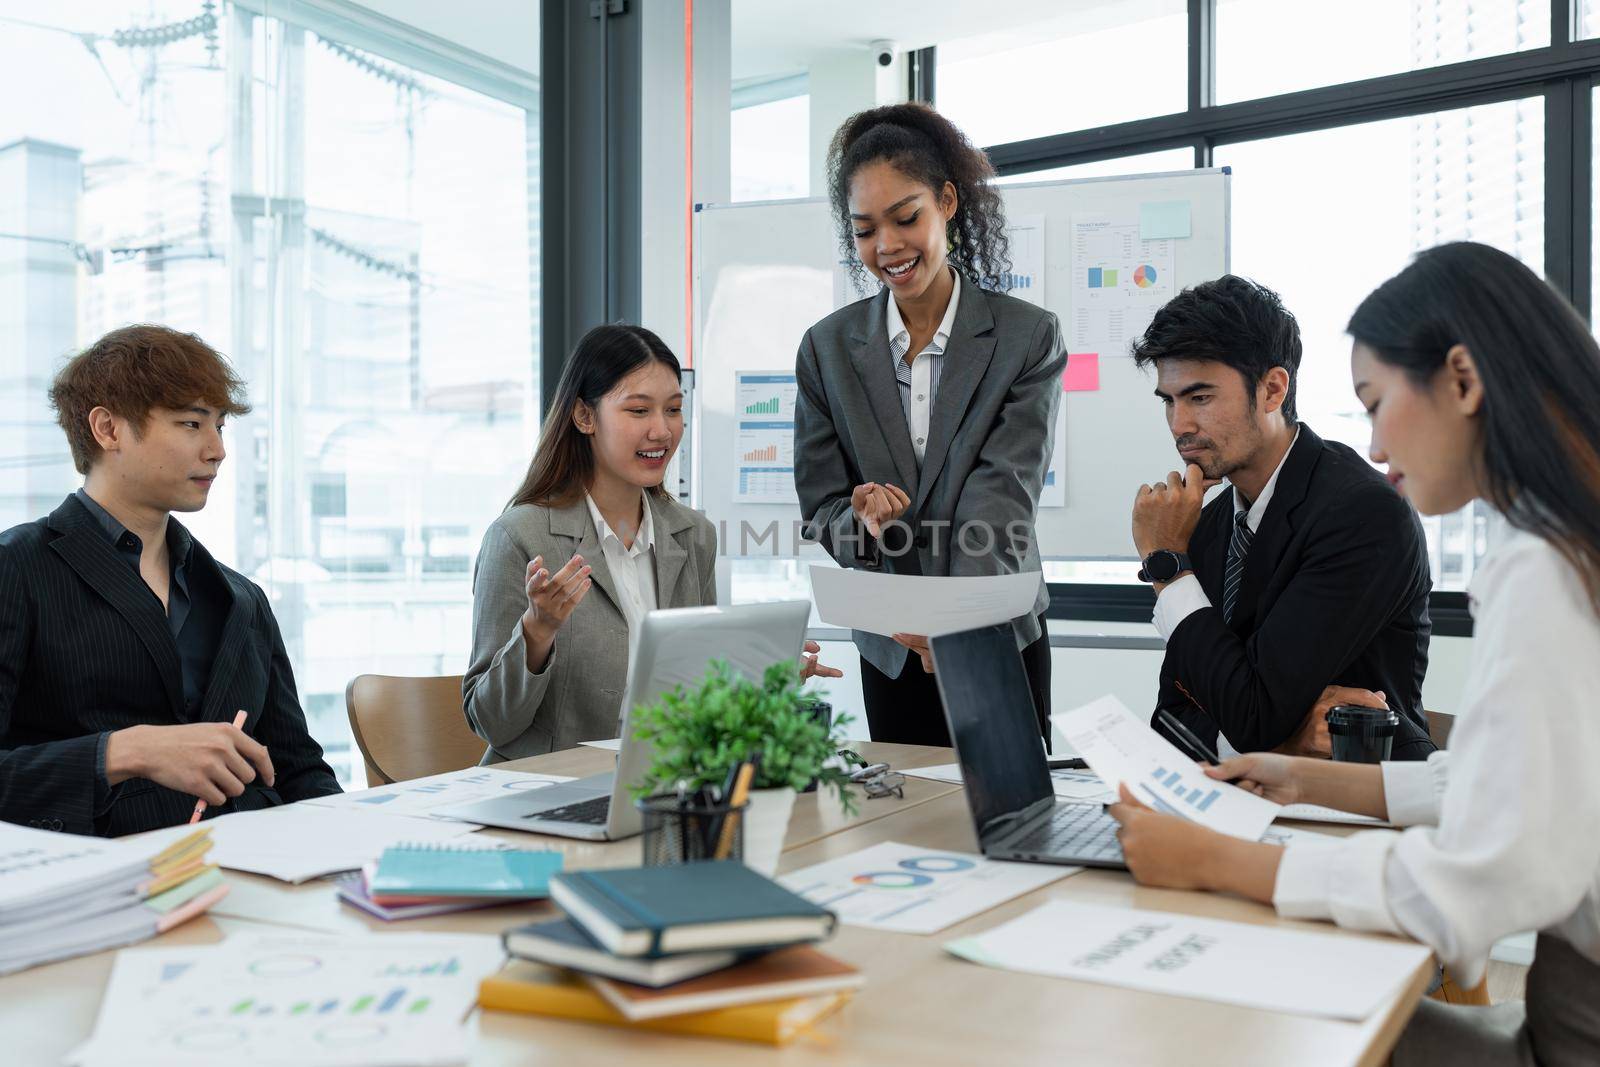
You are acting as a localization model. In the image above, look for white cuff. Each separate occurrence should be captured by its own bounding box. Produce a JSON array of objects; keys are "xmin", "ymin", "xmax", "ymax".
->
[
  {"xmin": 1273, "ymin": 831, "xmax": 1404, "ymax": 934},
  {"xmin": 1381, "ymin": 752, "xmax": 1450, "ymax": 826},
  {"xmin": 1152, "ymin": 573, "xmax": 1210, "ymax": 641}
]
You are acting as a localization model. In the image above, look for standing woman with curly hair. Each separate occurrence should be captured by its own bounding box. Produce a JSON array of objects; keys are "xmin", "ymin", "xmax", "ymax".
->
[{"xmin": 793, "ymin": 103, "xmax": 1065, "ymax": 746}]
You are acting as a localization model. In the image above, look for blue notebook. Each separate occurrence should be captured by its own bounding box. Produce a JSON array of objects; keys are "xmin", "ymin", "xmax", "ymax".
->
[
  {"xmin": 549, "ymin": 861, "xmax": 836, "ymax": 957},
  {"xmin": 370, "ymin": 845, "xmax": 564, "ymax": 900}
]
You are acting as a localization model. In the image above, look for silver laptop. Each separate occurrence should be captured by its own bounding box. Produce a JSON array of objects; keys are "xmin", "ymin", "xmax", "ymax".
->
[
  {"xmin": 930, "ymin": 624, "xmax": 1127, "ymax": 870},
  {"xmin": 436, "ymin": 600, "xmax": 812, "ymax": 840}
]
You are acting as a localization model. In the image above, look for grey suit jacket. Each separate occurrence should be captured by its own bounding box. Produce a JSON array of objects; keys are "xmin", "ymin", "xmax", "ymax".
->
[
  {"xmin": 462, "ymin": 492, "xmax": 717, "ymax": 760},
  {"xmin": 794, "ymin": 282, "xmax": 1065, "ymax": 679}
]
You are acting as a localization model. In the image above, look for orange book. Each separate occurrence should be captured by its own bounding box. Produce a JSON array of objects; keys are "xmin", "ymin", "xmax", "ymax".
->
[
  {"xmin": 478, "ymin": 960, "xmax": 853, "ymax": 1046},
  {"xmin": 586, "ymin": 945, "xmax": 864, "ymax": 1021}
]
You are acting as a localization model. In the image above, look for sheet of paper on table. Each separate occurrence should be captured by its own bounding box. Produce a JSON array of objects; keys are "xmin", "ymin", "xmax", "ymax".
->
[
  {"xmin": 299, "ymin": 767, "xmax": 574, "ymax": 823},
  {"xmin": 70, "ymin": 931, "xmax": 505, "ymax": 1067},
  {"xmin": 947, "ymin": 899, "xmax": 1429, "ymax": 1020},
  {"xmin": 138, "ymin": 807, "xmax": 481, "ymax": 883},
  {"xmin": 778, "ymin": 841, "xmax": 1077, "ymax": 935},
  {"xmin": 900, "ymin": 763, "xmax": 1117, "ymax": 804}
]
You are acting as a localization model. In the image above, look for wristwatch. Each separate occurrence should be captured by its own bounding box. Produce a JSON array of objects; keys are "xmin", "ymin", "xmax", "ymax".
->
[{"xmin": 1138, "ymin": 549, "xmax": 1193, "ymax": 584}]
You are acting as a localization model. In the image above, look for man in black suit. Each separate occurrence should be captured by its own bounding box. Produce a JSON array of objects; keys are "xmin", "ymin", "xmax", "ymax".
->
[
  {"xmin": 1128, "ymin": 276, "xmax": 1435, "ymax": 760},
  {"xmin": 0, "ymin": 325, "xmax": 340, "ymax": 836}
]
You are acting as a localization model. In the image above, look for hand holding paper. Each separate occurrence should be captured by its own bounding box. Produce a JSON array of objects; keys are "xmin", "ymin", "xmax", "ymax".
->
[
  {"xmin": 809, "ymin": 565, "xmax": 1042, "ymax": 639},
  {"xmin": 1051, "ymin": 695, "xmax": 1280, "ymax": 841}
]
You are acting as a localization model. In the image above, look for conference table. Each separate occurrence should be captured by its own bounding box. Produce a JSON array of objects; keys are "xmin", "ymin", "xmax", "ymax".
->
[{"xmin": 5, "ymin": 742, "xmax": 1432, "ymax": 1067}]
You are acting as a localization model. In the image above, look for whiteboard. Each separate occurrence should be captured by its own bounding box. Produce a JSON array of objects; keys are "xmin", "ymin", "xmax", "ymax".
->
[{"xmin": 692, "ymin": 169, "xmax": 1230, "ymax": 573}]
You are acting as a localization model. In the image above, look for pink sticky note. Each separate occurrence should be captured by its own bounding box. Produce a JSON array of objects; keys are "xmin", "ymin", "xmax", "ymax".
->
[{"xmin": 1062, "ymin": 352, "xmax": 1100, "ymax": 392}]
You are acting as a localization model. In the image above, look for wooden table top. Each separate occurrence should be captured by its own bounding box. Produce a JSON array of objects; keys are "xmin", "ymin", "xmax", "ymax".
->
[{"xmin": 1, "ymin": 742, "xmax": 1429, "ymax": 1067}]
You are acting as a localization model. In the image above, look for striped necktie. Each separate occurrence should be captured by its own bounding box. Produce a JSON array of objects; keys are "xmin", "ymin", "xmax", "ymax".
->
[{"xmin": 1222, "ymin": 509, "xmax": 1255, "ymax": 624}]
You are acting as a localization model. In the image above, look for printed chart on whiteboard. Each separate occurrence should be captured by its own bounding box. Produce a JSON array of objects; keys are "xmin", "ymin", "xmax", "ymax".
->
[
  {"xmin": 732, "ymin": 371, "xmax": 799, "ymax": 504},
  {"xmin": 1003, "ymin": 214, "xmax": 1046, "ymax": 307},
  {"xmin": 1070, "ymin": 213, "xmax": 1175, "ymax": 359}
]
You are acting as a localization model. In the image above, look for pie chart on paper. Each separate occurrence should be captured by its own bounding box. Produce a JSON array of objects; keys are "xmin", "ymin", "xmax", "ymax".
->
[{"xmin": 1134, "ymin": 264, "xmax": 1158, "ymax": 288}]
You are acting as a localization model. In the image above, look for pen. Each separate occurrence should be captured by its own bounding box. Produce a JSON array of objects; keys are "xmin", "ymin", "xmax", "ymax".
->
[
  {"xmin": 190, "ymin": 709, "xmax": 249, "ymax": 824},
  {"xmin": 1155, "ymin": 708, "xmax": 1222, "ymax": 766},
  {"xmin": 715, "ymin": 755, "xmax": 759, "ymax": 860}
]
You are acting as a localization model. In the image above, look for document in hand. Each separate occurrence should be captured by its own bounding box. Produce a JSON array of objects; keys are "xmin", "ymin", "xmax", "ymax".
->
[
  {"xmin": 808, "ymin": 565, "xmax": 1042, "ymax": 638},
  {"xmin": 947, "ymin": 899, "xmax": 1430, "ymax": 1020},
  {"xmin": 1051, "ymin": 695, "xmax": 1280, "ymax": 841}
]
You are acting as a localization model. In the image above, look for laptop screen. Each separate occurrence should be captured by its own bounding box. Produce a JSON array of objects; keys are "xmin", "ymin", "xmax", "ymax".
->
[{"xmin": 929, "ymin": 624, "xmax": 1055, "ymax": 837}]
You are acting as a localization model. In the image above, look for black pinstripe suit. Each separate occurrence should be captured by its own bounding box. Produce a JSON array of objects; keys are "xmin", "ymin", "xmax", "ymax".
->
[{"xmin": 0, "ymin": 495, "xmax": 340, "ymax": 837}]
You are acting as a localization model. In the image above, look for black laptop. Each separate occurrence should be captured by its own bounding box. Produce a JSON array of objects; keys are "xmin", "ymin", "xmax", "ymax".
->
[{"xmin": 930, "ymin": 624, "xmax": 1127, "ymax": 870}]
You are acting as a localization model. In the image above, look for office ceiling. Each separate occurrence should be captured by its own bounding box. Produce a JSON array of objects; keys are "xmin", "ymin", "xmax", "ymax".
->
[{"xmin": 731, "ymin": 0, "xmax": 1183, "ymax": 83}]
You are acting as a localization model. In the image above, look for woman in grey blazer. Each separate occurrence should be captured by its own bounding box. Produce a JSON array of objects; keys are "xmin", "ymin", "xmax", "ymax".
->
[
  {"xmin": 465, "ymin": 324, "xmax": 835, "ymax": 762},
  {"xmin": 794, "ymin": 103, "xmax": 1065, "ymax": 747}
]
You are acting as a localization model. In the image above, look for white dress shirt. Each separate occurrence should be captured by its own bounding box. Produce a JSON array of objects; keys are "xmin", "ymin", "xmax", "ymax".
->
[
  {"xmin": 1152, "ymin": 427, "xmax": 1300, "ymax": 756},
  {"xmin": 584, "ymin": 492, "xmax": 658, "ymax": 636},
  {"xmin": 887, "ymin": 269, "xmax": 961, "ymax": 464},
  {"xmin": 1272, "ymin": 527, "xmax": 1600, "ymax": 987}
]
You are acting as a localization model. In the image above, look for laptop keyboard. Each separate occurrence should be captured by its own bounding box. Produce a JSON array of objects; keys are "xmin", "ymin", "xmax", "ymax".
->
[
  {"xmin": 526, "ymin": 794, "xmax": 611, "ymax": 825},
  {"xmin": 1008, "ymin": 803, "xmax": 1124, "ymax": 862}
]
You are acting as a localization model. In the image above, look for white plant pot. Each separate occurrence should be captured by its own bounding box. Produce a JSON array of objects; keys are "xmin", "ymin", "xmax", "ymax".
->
[{"xmin": 740, "ymin": 787, "xmax": 797, "ymax": 877}]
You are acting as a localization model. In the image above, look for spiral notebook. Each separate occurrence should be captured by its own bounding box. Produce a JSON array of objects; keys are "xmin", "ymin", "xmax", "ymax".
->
[{"xmin": 369, "ymin": 844, "xmax": 564, "ymax": 901}]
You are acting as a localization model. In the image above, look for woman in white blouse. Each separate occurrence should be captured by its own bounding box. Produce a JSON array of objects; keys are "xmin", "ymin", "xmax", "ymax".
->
[{"xmin": 1109, "ymin": 241, "xmax": 1600, "ymax": 1064}]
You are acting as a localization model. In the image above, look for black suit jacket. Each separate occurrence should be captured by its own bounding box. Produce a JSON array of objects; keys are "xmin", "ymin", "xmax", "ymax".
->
[
  {"xmin": 1155, "ymin": 425, "xmax": 1436, "ymax": 760},
  {"xmin": 0, "ymin": 495, "xmax": 340, "ymax": 836}
]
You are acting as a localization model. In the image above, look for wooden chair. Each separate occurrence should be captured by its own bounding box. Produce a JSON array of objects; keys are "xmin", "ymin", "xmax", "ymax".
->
[
  {"xmin": 344, "ymin": 674, "xmax": 487, "ymax": 786},
  {"xmin": 1425, "ymin": 709, "xmax": 1456, "ymax": 749}
]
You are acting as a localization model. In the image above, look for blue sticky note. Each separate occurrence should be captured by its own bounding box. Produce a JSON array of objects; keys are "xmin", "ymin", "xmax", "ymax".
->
[{"xmin": 1140, "ymin": 201, "xmax": 1191, "ymax": 240}]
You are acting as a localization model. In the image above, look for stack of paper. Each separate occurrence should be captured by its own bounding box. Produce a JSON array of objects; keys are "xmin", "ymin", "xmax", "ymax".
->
[
  {"xmin": 71, "ymin": 932, "xmax": 506, "ymax": 1067},
  {"xmin": 0, "ymin": 823, "xmax": 228, "ymax": 976},
  {"xmin": 140, "ymin": 806, "xmax": 481, "ymax": 883}
]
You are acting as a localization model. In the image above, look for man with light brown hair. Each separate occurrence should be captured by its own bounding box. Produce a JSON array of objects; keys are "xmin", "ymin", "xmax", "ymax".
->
[{"xmin": 0, "ymin": 324, "xmax": 339, "ymax": 837}]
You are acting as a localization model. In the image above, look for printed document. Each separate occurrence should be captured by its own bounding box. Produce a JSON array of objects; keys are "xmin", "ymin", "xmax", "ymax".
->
[
  {"xmin": 779, "ymin": 841, "xmax": 1075, "ymax": 934},
  {"xmin": 947, "ymin": 899, "xmax": 1429, "ymax": 1020},
  {"xmin": 1051, "ymin": 695, "xmax": 1280, "ymax": 841},
  {"xmin": 809, "ymin": 566, "xmax": 1042, "ymax": 638}
]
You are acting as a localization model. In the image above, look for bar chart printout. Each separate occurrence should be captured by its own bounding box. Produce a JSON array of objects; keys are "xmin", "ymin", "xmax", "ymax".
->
[
  {"xmin": 71, "ymin": 932, "xmax": 505, "ymax": 1067},
  {"xmin": 1051, "ymin": 695, "xmax": 1280, "ymax": 841},
  {"xmin": 733, "ymin": 371, "xmax": 800, "ymax": 504}
]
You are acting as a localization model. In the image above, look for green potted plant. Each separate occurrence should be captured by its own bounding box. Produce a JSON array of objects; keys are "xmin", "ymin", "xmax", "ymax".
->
[{"xmin": 631, "ymin": 659, "xmax": 856, "ymax": 875}]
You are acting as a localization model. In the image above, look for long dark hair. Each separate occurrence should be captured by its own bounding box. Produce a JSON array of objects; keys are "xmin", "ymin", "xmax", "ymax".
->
[
  {"xmin": 1347, "ymin": 241, "xmax": 1600, "ymax": 614},
  {"xmin": 826, "ymin": 102, "xmax": 1011, "ymax": 294},
  {"xmin": 508, "ymin": 324, "xmax": 681, "ymax": 510}
]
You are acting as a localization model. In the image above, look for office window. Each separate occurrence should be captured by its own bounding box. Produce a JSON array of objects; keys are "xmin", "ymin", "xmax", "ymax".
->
[
  {"xmin": 731, "ymin": 86, "xmax": 809, "ymax": 202},
  {"xmin": 1216, "ymin": 97, "xmax": 1542, "ymax": 588},
  {"xmin": 938, "ymin": 2, "xmax": 1187, "ymax": 148},
  {"xmin": 1217, "ymin": 0, "xmax": 1548, "ymax": 104},
  {"xmin": 0, "ymin": 2, "xmax": 538, "ymax": 786},
  {"xmin": 997, "ymin": 148, "xmax": 1196, "ymax": 186}
]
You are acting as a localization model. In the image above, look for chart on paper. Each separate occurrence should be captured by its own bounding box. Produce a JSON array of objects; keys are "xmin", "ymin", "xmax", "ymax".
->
[
  {"xmin": 779, "ymin": 841, "xmax": 1074, "ymax": 934},
  {"xmin": 733, "ymin": 371, "xmax": 799, "ymax": 504},
  {"xmin": 1069, "ymin": 212, "xmax": 1176, "ymax": 359},
  {"xmin": 1052, "ymin": 695, "xmax": 1280, "ymax": 841},
  {"xmin": 73, "ymin": 933, "xmax": 505, "ymax": 1067}
]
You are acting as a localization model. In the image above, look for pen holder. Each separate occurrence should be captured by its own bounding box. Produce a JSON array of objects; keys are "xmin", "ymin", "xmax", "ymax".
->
[{"xmin": 637, "ymin": 794, "xmax": 747, "ymax": 867}]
